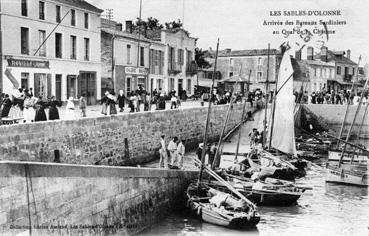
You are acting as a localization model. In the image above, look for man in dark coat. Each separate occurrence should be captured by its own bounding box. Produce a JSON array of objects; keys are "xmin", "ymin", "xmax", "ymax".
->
[
  {"xmin": 48, "ymin": 96, "xmax": 62, "ymax": 120},
  {"xmin": 1, "ymin": 94, "xmax": 12, "ymax": 117},
  {"xmin": 117, "ymin": 90, "xmax": 125, "ymax": 112}
]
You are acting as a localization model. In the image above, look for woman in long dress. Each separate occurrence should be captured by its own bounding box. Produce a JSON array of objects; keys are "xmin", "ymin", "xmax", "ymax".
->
[
  {"xmin": 107, "ymin": 92, "xmax": 117, "ymax": 115},
  {"xmin": 48, "ymin": 96, "xmax": 62, "ymax": 120},
  {"xmin": 34, "ymin": 96, "xmax": 47, "ymax": 122},
  {"xmin": 117, "ymin": 90, "xmax": 125, "ymax": 112},
  {"xmin": 23, "ymin": 93, "xmax": 36, "ymax": 123},
  {"xmin": 65, "ymin": 97, "xmax": 76, "ymax": 120},
  {"xmin": 101, "ymin": 91, "xmax": 109, "ymax": 115},
  {"xmin": 1, "ymin": 94, "xmax": 12, "ymax": 117}
]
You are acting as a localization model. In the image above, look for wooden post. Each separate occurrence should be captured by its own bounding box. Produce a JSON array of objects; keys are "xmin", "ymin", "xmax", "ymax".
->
[{"xmin": 263, "ymin": 44, "xmax": 270, "ymax": 148}]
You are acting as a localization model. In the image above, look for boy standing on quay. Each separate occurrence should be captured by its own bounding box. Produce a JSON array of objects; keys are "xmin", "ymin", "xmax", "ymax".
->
[
  {"xmin": 79, "ymin": 94, "xmax": 87, "ymax": 117},
  {"xmin": 159, "ymin": 135, "xmax": 168, "ymax": 168}
]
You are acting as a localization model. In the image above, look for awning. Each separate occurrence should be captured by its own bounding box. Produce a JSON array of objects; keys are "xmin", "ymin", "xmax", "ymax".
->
[{"xmin": 5, "ymin": 68, "xmax": 19, "ymax": 89}]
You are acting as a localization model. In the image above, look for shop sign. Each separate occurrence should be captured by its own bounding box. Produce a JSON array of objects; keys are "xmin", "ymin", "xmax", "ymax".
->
[
  {"xmin": 7, "ymin": 58, "xmax": 49, "ymax": 69},
  {"xmin": 125, "ymin": 66, "xmax": 147, "ymax": 75}
]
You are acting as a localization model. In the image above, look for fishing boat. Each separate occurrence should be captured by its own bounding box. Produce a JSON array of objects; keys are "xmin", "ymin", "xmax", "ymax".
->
[
  {"xmin": 325, "ymin": 60, "xmax": 369, "ymax": 187},
  {"xmin": 206, "ymin": 174, "xmax": 309, "ymax": 206},
  {"xmin": 186, "ymin": 182, "xmax": 260, "ymax": 228}
]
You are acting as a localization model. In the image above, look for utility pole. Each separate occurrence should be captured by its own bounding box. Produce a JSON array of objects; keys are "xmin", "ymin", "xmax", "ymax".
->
[{"xmin": 105, "ymin": 9, "xmax": 116, "ymax": 92}]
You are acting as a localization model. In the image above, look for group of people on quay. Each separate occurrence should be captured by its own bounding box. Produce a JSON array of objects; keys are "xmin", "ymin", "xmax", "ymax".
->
[
  {"xmin": 0, "ymin": 88, "xmax": 88, "ymax": 124},
  {"xmin": 295, "ymin": 89, "xmax": 369, "ymax": 105},
  {"xmin": 158, "ymin": 135, "xmax": 186, "ymax": 169}
]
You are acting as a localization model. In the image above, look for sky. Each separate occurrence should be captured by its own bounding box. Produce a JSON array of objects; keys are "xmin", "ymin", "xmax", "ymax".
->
[{"xmin": 87, "ymin": 0, "xmax": 369, "ymax": 66}]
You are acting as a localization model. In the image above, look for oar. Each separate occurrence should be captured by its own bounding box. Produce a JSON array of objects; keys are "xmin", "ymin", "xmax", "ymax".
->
[{"xmin": 193, "ymin": 158, "xmax": 257, "ymax": 209}]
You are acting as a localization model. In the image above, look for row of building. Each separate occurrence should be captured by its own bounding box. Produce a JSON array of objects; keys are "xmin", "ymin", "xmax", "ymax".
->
[
  {"xmin": 0, "ymin": 0, "xmax": 197, "ymax": 105},
  {"xmin": 198, "ymin": 46, "xmax": 365, "ymax": 95}
]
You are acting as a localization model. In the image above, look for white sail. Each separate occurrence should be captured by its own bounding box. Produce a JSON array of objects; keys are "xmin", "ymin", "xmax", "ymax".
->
[{"xmin": 271, "ymin": 49, "xmax": 297, "ymax": 156}]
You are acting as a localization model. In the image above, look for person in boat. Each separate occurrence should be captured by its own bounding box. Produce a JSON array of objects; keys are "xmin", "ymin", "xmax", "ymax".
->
[
  {"xmin": 167, "ymin": 136, "xmax": 178, "ymax": 167},
  {"xmin": 248, "ymin": 128, "xmax": 259, "ymax": 147},
  {"xmin": 48, "ymin": 96, "xmax": 62, "ymax": 120},
  {"xmin": 158, "ymin": 135, "xmax": 168, "ymax": 168}
]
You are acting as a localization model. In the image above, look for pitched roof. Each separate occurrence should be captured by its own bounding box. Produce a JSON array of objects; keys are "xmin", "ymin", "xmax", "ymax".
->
[
  {"xmin": 314, "ymin": 50, "xmax": 357, "ymax": 65},
  {"xmin": 217, "ymin": 49, "xmax": 280, "ymax": 57},
  {"xmin": 57, "ymin": 0, "xmax": 103, "ymax": 13}
]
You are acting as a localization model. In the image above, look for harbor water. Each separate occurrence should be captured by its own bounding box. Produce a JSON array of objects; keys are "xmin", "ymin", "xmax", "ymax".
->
[{"xmin": 140, "ymin": 158, "xmax": 369, "ymax": 236}]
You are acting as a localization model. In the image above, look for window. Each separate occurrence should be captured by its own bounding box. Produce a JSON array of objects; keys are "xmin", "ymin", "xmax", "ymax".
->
[
  {"xmin": 71, "ymin": 9, "xmax": 76, "ymax": 26},
  {"xmin": 257, "ymin": 57, "xmax": 262, "ymax": 65},
  {"xmin": 21, "ymin": 73, "xmax": 29, "ymax": 89},
  {"xmin": 169, "ymin": 47, "xmax": 175, "ymax": 70},
  {"xmin": 56, "ymin": 5, "xmax": 61, "ymax": 23},
  {"xmin": 70, "ymin": 35, "xmax": 76, "ymax": 59},
  {"xmin": 187, "ymin": 79, "xmax": 191, "ymax": 93},
  {"xmin": 170, "ymin": 78, "xmax": 175, "ymax": 91},
  {"xmin": 230, "ymin": 58, "xmax": 234, "ymax": 65},
  {"xmin": 84, "ymin": 38, "xmax": 90, "ymax": 60},
  {"xmin": 39, "ymin": 1, "xmax": 45, "ymax": 20},
  {"xmin": 352, "ymin": 67, "xmax": 355, "ymax": 76},
  {"xmin": 159, "ymin": 51, "xmax": 164, "ymax": 75},
  {"xmin": 138, "ymin": 77, "xmax": 145, "ymax": 87},
  {"xmin": 178, "ymin": 49, "xmax": 184, "ymax": 65},
  {"xmin": 337, "ymin": 66, "xmax": 341, "ymax": 75},
  {"xmin": 38, "ymin": 30, "xmax": 46, "ymax": 56},
  {"xmin": 21, "ymin": 27, "xmax": 29, "ymax": 55},
  {"xmin": 126, "ymin": 77, "xmax": 131, "ymax": 93},
  {"xmin": 84, "ymin": 13, "xmax": 89, "ymax": 29},
  {"xmin": 127, "ymin": 44, "xmax": 131, "ymax": 64},
  {"xmin": 140, "ymin": 46, "xmax": 144, "ymax": 66},
  {"xmin": 21, "ymin": 0, "xmax": 27, "ymax": 16},
  {"xmin": 229, "ymin": 72, "xmax": 233, "ymax": 77},
  {"xmin": 55, "ymin": 33, "xmax": 62, "ymax": 58},
  {"xmin": 257, "ymin": 71, "xmax": 263, "ymax": 81},
  {"xmin": 186, "ymin": 50, "xmax": 193, "ymax": 70}
]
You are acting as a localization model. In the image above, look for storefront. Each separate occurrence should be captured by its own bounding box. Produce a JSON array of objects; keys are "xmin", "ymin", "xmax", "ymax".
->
[{"xmin": 115, "ymin": 65, "xmax": 148, "ymax": 95}]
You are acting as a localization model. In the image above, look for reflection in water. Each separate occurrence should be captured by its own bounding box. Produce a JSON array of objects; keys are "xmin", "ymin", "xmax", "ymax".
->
[{"xmin": 140, "ymin": 158, "xmax": 369, "ymax": 236}]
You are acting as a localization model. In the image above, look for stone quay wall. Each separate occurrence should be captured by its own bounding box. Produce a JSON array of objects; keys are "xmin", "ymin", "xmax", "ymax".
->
[
  {"xmin": 0, "ymin": 161, "xmax": 197, "ymax": 235},
  {"xmin": 301, "ymin": 104, "xmax": 369, "ymax": 135},
  {"xmin": 0, "ymin": 104, "xmax": 250, "ymax": 166}
]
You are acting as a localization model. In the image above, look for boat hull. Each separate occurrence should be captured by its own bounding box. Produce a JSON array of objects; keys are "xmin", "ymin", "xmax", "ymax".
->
[
  {"xmin": 247, "ymin": 190, "xmax": 301, "ymax": 206},
  {"xmin": 325, "ymin": 166, "xmax": 368, "ymax": 187},
  {"xmin": 328, "ymin": 150, "xmax": 368, "ymax": 165}
]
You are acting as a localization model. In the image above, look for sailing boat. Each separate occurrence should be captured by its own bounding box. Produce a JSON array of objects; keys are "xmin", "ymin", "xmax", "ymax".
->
[
  {"xmin": 186, "ymin": 39, "xmax": 260, "ymax": 228},
  {"xmin": 252, "ymin": 45, "xmax": 307, "ymax": 180},
  {"xmin": 325, "ymin": 77, "xmax": 369, "ymax": 187}
]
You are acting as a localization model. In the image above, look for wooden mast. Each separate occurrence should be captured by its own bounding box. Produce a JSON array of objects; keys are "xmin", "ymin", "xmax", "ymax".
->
[
  {"xmin": 350, "ymin": 100, "xmax": 369, "ymax": 163},
  {"xmin": 197, "ymin": 39, "xmax": 220, "ymax": 185},
  {"xmin": 211, "ymin": 68, "xmax": 242, "ymax": 169},
  {"xmin": 234, "ymin": 97, "xmax": 248, "ymax": 161},
  {"xmin": 336, "ymin": 55, "xmax": 361, "ymax": 148},
  {"xmin": 338, "ymin": 77, "xmax": 369, "ymax": 168},
  {"xmin": 263, "ymin": 44, "xmax": 270, "ymax": 149}
]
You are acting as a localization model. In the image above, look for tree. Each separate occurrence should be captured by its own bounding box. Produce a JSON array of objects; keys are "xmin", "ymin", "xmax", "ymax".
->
[
  {"xmin": 133, "ymin": 17, "xmax": 163, "ymax": 31},
  {"xmin": 164, "ymin": 19, "xmax": 183, "ymax": 30},
  {"xmin": 195, "ymin": 48, "xmax": 211, "ymax": 69}
]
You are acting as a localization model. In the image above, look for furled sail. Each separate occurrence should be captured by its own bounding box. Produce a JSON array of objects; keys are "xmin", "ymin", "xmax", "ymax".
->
[{"xmin": 271, "ymin": 49, "xmax": 297, "ymax": 156}]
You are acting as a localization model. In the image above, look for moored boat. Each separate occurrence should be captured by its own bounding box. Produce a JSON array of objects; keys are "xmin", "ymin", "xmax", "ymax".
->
[
  {"xmin": 186, "ymin": 183, "xmax": 260, "ymax": 228},
  {"xmin": 325, "ymin": 164, "xmax": 368, "ymax": 187}
]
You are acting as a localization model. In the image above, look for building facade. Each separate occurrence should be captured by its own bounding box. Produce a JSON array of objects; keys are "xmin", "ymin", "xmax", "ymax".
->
[
  {"xmin": 0, "ymin": 0, "xmax": 103, "ymax": 104},
  {"xmin": 213, "ymin": 49, "xmax": 281, "ymax": 93},
  {"xmin": 295, "ymin": 46, "xmax": 358, "ymax": 93},
  {"xmin": 101, "ymin": 22, "xmax": 197, "ymax": 97}
]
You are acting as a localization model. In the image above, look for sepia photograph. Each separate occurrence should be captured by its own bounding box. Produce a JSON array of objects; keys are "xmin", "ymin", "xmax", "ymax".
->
[{"xmin": 0, "ymin": 0, "xmax": 368, "ymax": 235}]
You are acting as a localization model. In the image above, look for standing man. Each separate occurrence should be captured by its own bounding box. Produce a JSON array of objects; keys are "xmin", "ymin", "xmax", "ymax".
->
[
  {"xmin": 176, "ymin": 139, "xmax": 185, "ymax": 169},
  {"xmin": 117, "ymin": 90, "xmax": 125, "ymax": 112},
  {"xmin": 158, "ymin": 135, "xmax": 168, "ymax": 168},
  {"xmin": 167, "ymin": 137, "xmax": 178, "ymax": 168},
  {"xmin": 79, "ymin": 94, "xmax": 87, "ymax": 117}
]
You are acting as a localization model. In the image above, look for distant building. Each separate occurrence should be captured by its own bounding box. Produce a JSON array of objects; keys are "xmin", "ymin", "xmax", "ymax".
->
[
  {"xmin": 207, "ymin": 48, "xmax": 282, "ymax": 93},
  {"xmin": 294, "ymin": 46, "xmax": 359, "ymax": 93},
  {"xmin": 0, "ymin": 0, "xmax": 103, "ymax": 104}
]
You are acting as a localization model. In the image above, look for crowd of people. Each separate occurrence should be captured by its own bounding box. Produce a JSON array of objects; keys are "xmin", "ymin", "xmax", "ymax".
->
[
  {"xmin": 0, "ymin": 88, "xmax": 89, "ymax": 123},
  {"xmin": 158, "ymin": 135, "xmax": 186, "ymax": 169},
  {"xmin": 295, "ymin": 89, "xmax": 369, "ymax": 105}
]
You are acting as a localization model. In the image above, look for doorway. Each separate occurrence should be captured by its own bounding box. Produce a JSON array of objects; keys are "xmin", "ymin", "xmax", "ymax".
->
[
  {"xmin": 55, "ymin": 74, "xmax": 62, "ymax": 101},
  {"xmin": 34, "ymin": 73, "xmax": 51, "ymax": 99},
  {"xmin": 78, "ymin": 72, "xmax": 97, "ymax": 105}
]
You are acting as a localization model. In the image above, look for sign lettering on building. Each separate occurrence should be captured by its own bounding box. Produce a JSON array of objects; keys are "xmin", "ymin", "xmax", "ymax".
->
[
  {"xmin": 125, "ymin": 66, "xmax": 148, "ymax": 75},
  {"xmin": 7, "ymin": 58, "xmax": 49, "ymax": 69}
]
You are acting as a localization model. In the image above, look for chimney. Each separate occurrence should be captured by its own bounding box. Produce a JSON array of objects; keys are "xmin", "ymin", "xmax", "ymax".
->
[
  {"xmin": 116, "ymin": 23, "xmax": 122, "ymax": 31},
  {"xmin": 307, "ymin": 47, "xmax": 314, "ymax": 60},
  {"xmin": 295, "ymin": 50, "xmax": 302, "ymax": 60},
  {"xmin": 346, "ymin": 49, "xmax": 351, "ymax": 59},
  {"xmin": 320, "ymin": 46, "xmax": 328, "ymax": 62},
  {"xmin": 209, "ymin": 47, "xmax": 212, "ymax": 51},
  {"xmin": 125, "ymin": 20, "xmax": 133, "ymax": 33},
  {"xmin": 225, "ymin": 48, "xmax": 231, "ymax": 53}
]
